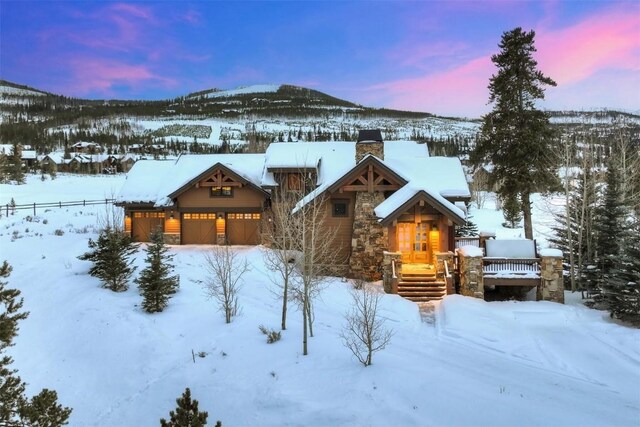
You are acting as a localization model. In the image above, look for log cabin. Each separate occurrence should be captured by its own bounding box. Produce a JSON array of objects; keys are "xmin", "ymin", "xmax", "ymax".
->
[{"xmin": 116, "ymin": 130, "xmax": 471, "ymax": 286}]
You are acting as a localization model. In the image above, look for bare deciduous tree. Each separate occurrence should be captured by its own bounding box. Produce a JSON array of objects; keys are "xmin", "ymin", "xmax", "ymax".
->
[
  {"xmin": 261, "ymin": 193, "xmax": 299, "ymax": 331},
  {"xmin": 204, "ymin": 246, "xmax": 249, "ymax": 324},
  {"xmin": 340, "ymin": 282, "xmax": 392, "ymax": 366}
]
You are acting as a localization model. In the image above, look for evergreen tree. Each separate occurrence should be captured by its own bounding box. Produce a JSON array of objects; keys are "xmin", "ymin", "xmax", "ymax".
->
[
  {"xmin": 471, "ymin": 27, "xmax": 559, "ymax": 239},
  {"xmin": 501, "ymin": 193, "xmax": 523, "ymax": 228},
  {"xmin": 78, "ymin": 228, "xmax": 137, "ymax": 292},
  {"xmin": 160, "ymin": 388, "xmax": 211, "ymax": 427},
  {"xmin": 455, "ymin": 202, "xmax": 479, "ymax": 237},
  {"xmin": 136, "ymin": 229, "xmax": 179, "ymax": 313},
  {"xmin": 0, "ymin": 261, "xmax": 72, "ymax": 425},
  {"xmin": 605, "ymin": 219, "xmax": 640, "ymax": 324},
  {"xmin": 9, "ymin": 143, "xmax": 25, "ymax": 184}
]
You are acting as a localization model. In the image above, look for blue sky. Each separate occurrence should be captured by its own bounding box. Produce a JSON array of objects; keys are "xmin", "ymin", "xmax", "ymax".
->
[{"xmin": 1, "ymin": 1, "xmax": 638, "ymax": 117}]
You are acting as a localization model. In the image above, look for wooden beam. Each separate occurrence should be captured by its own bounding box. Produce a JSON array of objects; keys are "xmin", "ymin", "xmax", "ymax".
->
[{"xmin": 368, "ymin": 165, "xmax": 374, "ymax": 193}]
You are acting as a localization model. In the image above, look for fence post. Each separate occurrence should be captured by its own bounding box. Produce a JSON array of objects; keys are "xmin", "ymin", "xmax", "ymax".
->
[
  {"xmin": 83, "ymin": 200, "xmax": 86, "ymax": 206},
  {"xmin": 33, "ymin": 203, "xmax": 36, "ymax": 216}
]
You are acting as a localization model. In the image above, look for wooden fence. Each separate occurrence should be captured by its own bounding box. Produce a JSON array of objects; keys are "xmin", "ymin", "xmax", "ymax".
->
[{"xmin": 3, "ymin": 199, "xmax": 115, "ymax": 216}]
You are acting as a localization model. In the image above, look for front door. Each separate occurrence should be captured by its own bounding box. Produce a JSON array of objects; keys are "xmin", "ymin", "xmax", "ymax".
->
[{"xmin": 397, "ymin": 222, "xmax": 429, "ymax": 263}]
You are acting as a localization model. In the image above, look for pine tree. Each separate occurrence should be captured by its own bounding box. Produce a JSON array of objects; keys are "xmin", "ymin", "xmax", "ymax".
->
[
  {"xmin": 136, "ymin": 229, "xmax": 179, "ymax": 313},
  {"xmin": 606, "ymin": 219, "xmax": 640, "ymax": 324},
  {"xmin": 501, "ymin": 193, "xmax": 523, "ymax": 228},
  {"xmin": 471, "ymin": 27, "xmax": 559, "ymax": 239},
  {"xmin": 0, "ymin": 261, "xmax": 29, "ymax": 423},
  {"xmin": 9, "ymin": 143, "xmax": 25, "ymax": 184},
  {"xmin": 455, "ymin": 202, "xmax": 479, "ymax": 237},
  {"xmin": 78, "ymin": 228, "xmax": 138, "ymax": 292},
  {"xmin": 594, "ymin": 158, "xmax": 629, "ymax": 308},
  {"xmin": 160, "ymin": 388, "xmax": 211, "ymax": 427},
  {"xmin": 0, "ymin": 261, "xmax": 72, "ymax": 425}
]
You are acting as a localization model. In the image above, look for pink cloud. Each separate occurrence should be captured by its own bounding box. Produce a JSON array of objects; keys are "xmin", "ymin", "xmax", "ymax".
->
[
  {"xmin": 372, "ymin": 4, "xmax": 639, "ymax": 116},
  {"xmin": 64, "ymin": 58, "xmax": 177, "ymax": 97},
  {"xmin": 182, "ymin": 10, "xmax": 202, "ymax": 26},
  {"xmin": 371, "ymin": 56, "xmax": 493, "ymax": 117},
  {"xmin": 536, "ymin": 8, "xmax": 640, "ymax": 85}
]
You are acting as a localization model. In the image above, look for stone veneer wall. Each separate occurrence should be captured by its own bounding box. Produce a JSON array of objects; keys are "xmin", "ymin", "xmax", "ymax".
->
[
  {"xmin": 458, "ymin": 253, "xmax": 484, "ymax": 298},
  {"xmin": 163, "ymin": 233, "xmax": 180, "ymax": 245},
  {"xmin": 537, "ymin": 255, "xmax": 564, "ymax": 303},
  {"xmin": 382, "ymin": 251, "xmax": 402, "ymax": 293},
  {"xmin": 349, "ymin": 191, "xmax": 388, "ymax": 281},
  {"xmin": 355, "ymin": 141, "xmax": 383, "ymax": 162}
]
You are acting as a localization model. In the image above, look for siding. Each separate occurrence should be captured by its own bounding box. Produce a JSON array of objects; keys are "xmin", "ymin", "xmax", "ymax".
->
[
  {"xmin": 323, "ymin": 193, "xmax": 356, "ymax": 265},
  {"xmin": 177, "ymin": 185, "xmax": 266, "ymax": 209}
]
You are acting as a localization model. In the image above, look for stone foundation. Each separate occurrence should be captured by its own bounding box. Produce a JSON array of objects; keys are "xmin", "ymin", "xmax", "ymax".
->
[
  {"xmin": 382, "ymin": 251, "xmax": 402, "ymax": 294},
  {"xmin": 217, "ymin": 233, "xmax": 226, "ymax": 245},
  {"xmin": 163, "ymin": 233, "xmax": 180, "ymax": 245},
  {"xmin": 537, "ymin": 255, "xmax": 564, "ymax": 303},
  {"xmin": 458, "ymin": 253, "xmax": 484, "ymax": 299},
  {"xmin": 349, "ymin": 191, "xmax": 388, "ymax": 281}
]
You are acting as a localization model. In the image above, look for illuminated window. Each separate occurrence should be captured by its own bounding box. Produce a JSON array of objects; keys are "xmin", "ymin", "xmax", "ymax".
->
[
  {"xmin": 210, "ymin": 186, "xmax": 233, "ymax": 197},
  {"xmin": 332, "ymin": 200, "xmax": 348, "ymax": 217},
  {"xmin": 227, "ymin": 213, "xmax": 261, "ymax": 220},
  {"xmin": 183, "ymin": 213, "xmax": 215, "ymax": 220},
  {"xmin": 133, "ymin": 212, "xmax": 164, "ymax": 218}
]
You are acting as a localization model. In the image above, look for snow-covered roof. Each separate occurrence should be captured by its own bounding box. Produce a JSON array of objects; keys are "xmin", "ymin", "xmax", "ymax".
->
[
  {"xmin": 21, "ymin": 150, "xmax": 36, "ymax": 160},
  {"xmin": 117, "ymin": 154, "xmax": 266, "ymax": 207},
  {"xmin": 373, "ymin": 181, "xmax": 466, "ymax": 224},
  {"xmin": 384, "ymin": 156, "xmax": 470, "ymax": 199},
  {"xmin": 116, "ymin": 160, "xmax": 175, "ymax": 205},
  {"xmin": 118, "ymin": 140, "xmax": 469, "ymax": 220}
]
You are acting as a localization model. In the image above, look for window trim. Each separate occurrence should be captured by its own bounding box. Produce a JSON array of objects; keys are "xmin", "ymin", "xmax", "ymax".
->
[
  {"xmin": 210, "ymin": 186, "xmax": 234, "ymax": 198},
  {"xmin": 332, "ymin": 200, "xmax": 349, "ymax": 217}
]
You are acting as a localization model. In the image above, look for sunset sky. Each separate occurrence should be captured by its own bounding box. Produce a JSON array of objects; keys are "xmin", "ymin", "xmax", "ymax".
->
[{"xmin": 1, "ymin": 0, "xmax": 638, "ymax": 117}]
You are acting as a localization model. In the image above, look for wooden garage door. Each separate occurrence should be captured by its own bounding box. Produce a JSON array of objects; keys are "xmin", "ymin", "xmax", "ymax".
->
[
  {"xmin": 182, "ymin": 213, "xmax": 216, "ymax": 244},
  {"xmin": 132, "ymin": 212, "xmax": 164, "ymax": 242},
  {"xmin": 227, "ymin": 213, "xmax": 261, "ymax": 245}
]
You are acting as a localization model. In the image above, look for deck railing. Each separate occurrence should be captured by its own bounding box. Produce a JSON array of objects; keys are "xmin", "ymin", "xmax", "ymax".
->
[
  {"xmin": 483, "ymin": 257, "xmax": 541, "ymax": 273},
  {"xmin": 455, "ymin": 236, "xmax": 480, "ymax": 248}
]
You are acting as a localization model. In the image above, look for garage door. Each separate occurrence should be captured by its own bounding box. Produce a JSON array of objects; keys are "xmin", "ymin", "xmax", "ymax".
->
[
  {"xmin": 227, "ymin": 213, "xmax": 261, "ymax": 245},
  {"xmin": 132, "ymin": 212, "xmax": 164, "ymax": 242},
  {"xmin": 182, "ymin": 213, "xmax": 216, "ymax": 244}
]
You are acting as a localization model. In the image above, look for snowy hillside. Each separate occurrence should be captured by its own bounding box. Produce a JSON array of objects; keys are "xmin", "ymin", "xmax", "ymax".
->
[
  {"xmin": 0, "ymin": 175, "xmax": 638, "ymax": 426},
  {"xmin": 187, "ymin": 84, "xmax": 282, "ymax": 99}
]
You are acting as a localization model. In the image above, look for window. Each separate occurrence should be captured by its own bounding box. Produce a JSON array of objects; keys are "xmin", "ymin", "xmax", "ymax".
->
[
  {"xmin": 183, "ymin": 213, "xmax": 215, "ymax": 220},
  {"xmin": 287, "ymin": 174, "xmax": 302, "ymax": 191},
  {"xmin": 228, "ymin": 213, "xmax": 261, "ymax": 220},
  {"xmin": 332, "ymin": 200, "xmax": 348, "ymax": 217},
  {"xmin": 210, "ymin": 186, "xmax": 233, "ymax": 197},
  {"xmin": 133, "ymin": 212, "xmax": 164, "ymax": 218}
]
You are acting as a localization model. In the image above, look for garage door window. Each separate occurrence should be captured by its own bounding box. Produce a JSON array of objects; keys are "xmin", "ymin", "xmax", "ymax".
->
[
  {"xmin": 133, "ymin": 212, "xmax": 165, "ymax": 218},
  {"xmin": 228, "ymin": 213, "xmax": 261, "ymax": 220},
  {"xmin": 183, "ymin": 213, "xmax": 216, "ymax": 220}
]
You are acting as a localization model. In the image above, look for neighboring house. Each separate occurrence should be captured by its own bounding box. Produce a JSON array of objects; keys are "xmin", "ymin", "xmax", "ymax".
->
[
  {"xmin": 117, "ymin": 130, "xmax": 471, "ymax": 282},
  {"xmin": 0, "ymin": 144, "xmax": 37, "ymax": 169},
  {"xmin": 71, "ymin": 141, "xmax": 103, "ymax": 154}
]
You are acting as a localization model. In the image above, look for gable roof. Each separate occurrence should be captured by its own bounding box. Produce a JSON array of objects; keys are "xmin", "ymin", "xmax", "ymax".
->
[
  {"xmin": 325, "ymin": 154, "xmax": 407, "ymax": 194},
  {"xmin": 375, "ymin": 184, "xmax": 466, "ymax": 226},
  {"xmin": 167, "ymin": 161, "xmax": 269, "ymax": 199}
]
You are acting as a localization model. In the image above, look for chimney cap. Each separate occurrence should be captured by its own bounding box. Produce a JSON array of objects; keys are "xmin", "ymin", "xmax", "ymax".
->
[{"xmin": 357, "ymin": 129, "xmax": 383, "ymax": 143}]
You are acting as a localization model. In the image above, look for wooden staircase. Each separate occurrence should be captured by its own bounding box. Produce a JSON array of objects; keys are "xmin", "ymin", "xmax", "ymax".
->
[{"xmin": 397, "ymin": 270, "xmax": 447, "ymax": 302}]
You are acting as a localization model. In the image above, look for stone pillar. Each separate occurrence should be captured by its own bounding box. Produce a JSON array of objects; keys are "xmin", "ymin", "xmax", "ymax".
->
[
  {"xmin": 349, "ymin": 191, "xmax": 388, "ymax": 281},
  {"xmin": 382, "ymin": 251, "xmax": 402, "ymax": 294},
  {"xmin": 458, "ymin": 250, "xmax": 484, "ymax": 299},
  {"xmin": 162, "ymin": 233, "xmax": 180, "ymax": 245},
  {"xmin": 435, "ymin": 251, "xmax": 455, "ymax": 294},
  {"xmin": 537, "ymin": 254, "xmax": 564, "ymax": 303}
]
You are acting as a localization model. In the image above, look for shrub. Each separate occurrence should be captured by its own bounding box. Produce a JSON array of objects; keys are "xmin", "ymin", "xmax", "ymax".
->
[
  {"xmin": 54, "ymin": 229, "xmax": 64, "ymax": 236},
  {"xmin": 259, "ymin": 325, "xmax": 282, "ymax": 344}
]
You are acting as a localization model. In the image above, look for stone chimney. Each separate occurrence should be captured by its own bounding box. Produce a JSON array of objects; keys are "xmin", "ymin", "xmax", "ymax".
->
[{"xmin": 356, "ymin": 129, "xmax": 384, "ymax": 162}]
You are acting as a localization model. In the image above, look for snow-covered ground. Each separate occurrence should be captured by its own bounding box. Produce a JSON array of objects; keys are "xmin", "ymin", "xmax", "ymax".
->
[{"xmin": 0, "ymin": 174, "xmax": 638, "ymax": 426}]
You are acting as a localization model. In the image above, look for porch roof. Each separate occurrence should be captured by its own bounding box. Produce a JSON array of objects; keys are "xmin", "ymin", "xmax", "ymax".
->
[{"xmin": 375, "ymin": 183, "xmax": 466, "ymax": 226}]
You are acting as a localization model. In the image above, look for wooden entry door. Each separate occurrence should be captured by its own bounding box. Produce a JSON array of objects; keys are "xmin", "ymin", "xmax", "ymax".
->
[{"xmin": 397, "ymin": 222, "xmax": 429, "ymax": 263}]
